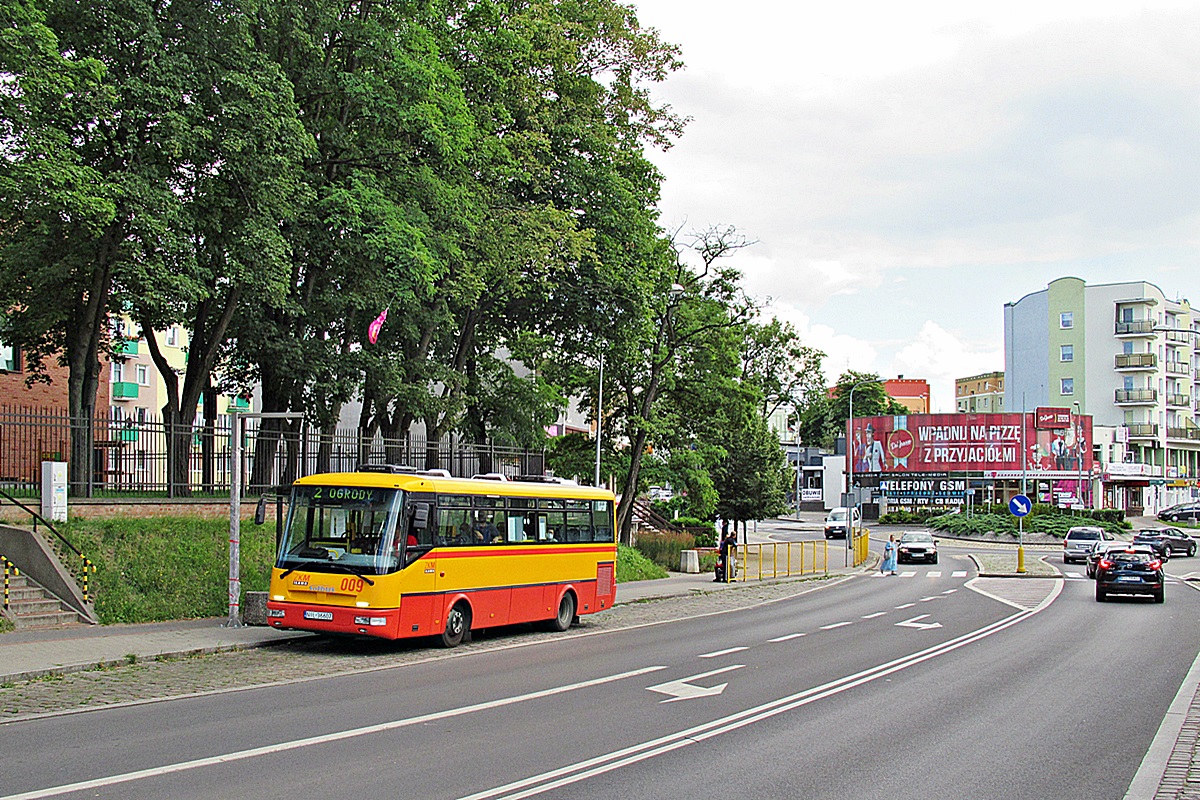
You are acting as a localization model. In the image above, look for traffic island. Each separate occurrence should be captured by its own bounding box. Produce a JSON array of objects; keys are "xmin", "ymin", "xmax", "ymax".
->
[{"xmin": 970, "ymin": 552, "xmax": 1060, "ymax": 577}]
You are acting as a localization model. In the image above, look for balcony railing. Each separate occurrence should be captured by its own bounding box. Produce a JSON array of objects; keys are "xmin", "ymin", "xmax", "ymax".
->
[
  {"xmin": 1166, "ymin": 393, "xmax": 1191, "ymax": 408},
  {"xmin": 1115, "ymin": 388, "xmax": 1157, "ymax": 404},
  {"xmin": 1125, "ymin": 423, "xmax": 1159, "ymax": 438},
  {"xmin": 1115, "ymin": 320, "xmax": 1156, "ymax": 336},
  {"xmin": 1167, "ymin": 427, "xmax": 1200, "ymax": 441},
  {"xmin": 1166, "ymin": 329, "xmax": 1192, "ymax": 344},
  {"xmin": 1115, "ymin": 352, "xmax": 1156, "ymax": 370},
  {"xmin": 1165, "ymin": 360, "xmax": 1191, "ymax": 377},
  {"xmin": 111, "ymin": 381, "xmax": 139, "ymax": 400}
]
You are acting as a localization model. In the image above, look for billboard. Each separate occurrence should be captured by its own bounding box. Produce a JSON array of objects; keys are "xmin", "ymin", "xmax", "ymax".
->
[{"xmin": 848, "ymin": 413, "xmax": 1093, "ymax": 475}]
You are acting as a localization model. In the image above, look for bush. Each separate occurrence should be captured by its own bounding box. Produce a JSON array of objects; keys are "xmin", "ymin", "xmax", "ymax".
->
[
  {"xmin": 878, "ymin": 510, "xmax": 944, "ymax": 525},
  {"xmin": 633, "ymin": 529, "xmax": 696, "ymax": 571},
  {"xmin": 674, "ymin": 517, "xmax": 717, "ymax": 547},
  {"xmin": 616, "ymin": 543, "xmax": 668, "ymax": 582},
  {"xmin": 928, "ymin": 511, "xmax": 1125, "ymax": 539}
]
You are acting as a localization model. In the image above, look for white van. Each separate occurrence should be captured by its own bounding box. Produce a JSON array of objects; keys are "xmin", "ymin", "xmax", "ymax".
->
[{"xmin": 824, "ymin": 507, "xmax": 860, "ymax": 539}]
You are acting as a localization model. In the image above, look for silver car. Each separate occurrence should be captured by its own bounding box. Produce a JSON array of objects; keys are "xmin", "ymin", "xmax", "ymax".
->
[{"xmin": 1062, "ymin": 526, "xmax": 1116, "ymax": 564}]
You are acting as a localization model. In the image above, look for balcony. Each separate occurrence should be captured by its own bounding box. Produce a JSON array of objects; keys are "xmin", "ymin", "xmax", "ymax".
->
[
  {"xmin": 1115, "ymin": 388, "xmax": 1157, "ymax": 405},
  {"xmin": 1166, "ymin": 329, "xmax": 1193, "ymax": 344},
  {"xmin": 115, "ymin": 339, "xmax": 139, "ymax": 356},
  {"xmin": 111, "ymin": 381, "xmax": 139, "ymax": 400},
  {"xmin": 1167, "ymin": 393, "xmax": 1191, "ymax": 408},
  {"xmin": 1115, "ymin": 320, "xmax": 1156, "ymax": 336},
  {"xmin": 228, "ymin": 395, "xmax": 250, "ymax": 410},
  {"xmin": 1167, "ymin": 427, "xmax": 1200, "ymax": 442},
  {"xmin": 1125, "ymin": 423, "xmax": 1159, "ymax": 439},
  {"xmin": 1115, "ymin": 352, "xmax": 1157, "ymax": 371},
  {"xmin": 1165, "ymin": 360, "xmax": 1191, "ymax": 377}
]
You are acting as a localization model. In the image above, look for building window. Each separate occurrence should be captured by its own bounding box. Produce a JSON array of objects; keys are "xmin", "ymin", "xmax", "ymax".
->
[
  {"xmin": 111, "ymin": 362, "xmax": 124, "ymax": 383},
  {"xmin": 1060, "ymin": 312, "xmax": 1074, "ymax": 329},
  {"xmin": 1061, "ymin": 377, "xmax": 1074, "ymax": 395},
  {"xmin": 0, "ymin": 340, "xmax": 18, "ymax": 372},
  {"xmin": 1060, "ymin": 344, "xmax": 1073, "ymax": 362},
  {"xmin": 136, "ymin": 365, "xmax": 150, "ymax": 386},
  {"xmin": 166, "ymin": 327, "xmax": 179, "ymax": 346}
]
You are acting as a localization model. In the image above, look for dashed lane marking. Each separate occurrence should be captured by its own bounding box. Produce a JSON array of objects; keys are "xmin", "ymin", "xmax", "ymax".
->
[
  {"xmin": 699, "ymin": 647, "xmax": 749, "ymax": 659},
  {"xmin": 820, "ymin": 621, "xmax": 853, "ymax": 630},
  {"xmin": 861, "ymin": 612, "xmax": 887, "ymax": 619},
  {"xmin": 768, "ymin": 633, "xmax": 807, "ymax": 642}
]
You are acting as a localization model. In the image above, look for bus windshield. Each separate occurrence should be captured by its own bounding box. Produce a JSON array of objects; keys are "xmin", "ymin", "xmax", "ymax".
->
[{"xmin": 278, "ymin": 485, "xmax": 403, "ymax": 575}]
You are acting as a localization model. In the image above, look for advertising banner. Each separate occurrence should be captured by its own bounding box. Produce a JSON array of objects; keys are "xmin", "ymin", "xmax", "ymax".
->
[{"xmin": 847, "ymin": 413, "xmax": 1093, "ymax": 475}]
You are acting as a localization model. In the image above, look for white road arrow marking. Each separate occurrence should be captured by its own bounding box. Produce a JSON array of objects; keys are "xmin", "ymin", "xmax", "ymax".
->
[
  {"xmin": 647, "ymin": 665, "xmax": 745, "ymax": 703},
  {"xmin": 896, "ymin": 614, "xmax": 943, "ymax": 630}
]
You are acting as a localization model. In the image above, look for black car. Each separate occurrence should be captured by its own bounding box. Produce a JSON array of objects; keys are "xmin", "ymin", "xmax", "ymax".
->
[
  {"xmin": 1086, "ymin": 543, "xmax": 1155, "ymax": 579},
  {"xmin": 1157, "ymin": 503, "xmax": 1200, "ymax": 523},
  {"xmin": 1133, "ymin": 527, "xmax": 1197, "ymax": 557},
  {"xmin": 1095, "ymin": 548, "xmax": 1164, "ymax": 603}
]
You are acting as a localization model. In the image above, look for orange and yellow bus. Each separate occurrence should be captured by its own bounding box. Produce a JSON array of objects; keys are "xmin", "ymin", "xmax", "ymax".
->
[{"xmin": 265, "ymin": 466, "xmax": 617, "ymax": 646}]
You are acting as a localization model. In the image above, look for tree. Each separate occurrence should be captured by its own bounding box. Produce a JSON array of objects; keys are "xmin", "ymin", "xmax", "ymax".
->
[
  {"xmin": 713, "ymin": 409, "xmax": 789, "ymax": 533},
  {"xmin": 826, "ymin": 371, "xmax": 909, "ymax": 446}
]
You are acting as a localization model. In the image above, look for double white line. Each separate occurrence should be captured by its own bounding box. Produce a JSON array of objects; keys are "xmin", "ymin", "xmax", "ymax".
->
[{"xmin": 461, "ymin": 581, "xmax": 1063, "ymax": 800}]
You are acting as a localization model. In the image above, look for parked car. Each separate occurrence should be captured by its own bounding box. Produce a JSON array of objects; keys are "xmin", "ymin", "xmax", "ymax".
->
[
  {"xmin": 897, "ymin": 531, "xmax": 938, "ymax": 564},
  {"xmin": 1095, "ymin": 547, "xmax": 1165, "ymax": 603},
  {"xmin": 824, "ymin": 507, "xmax": 860, "ymax": 539},
  {"xmin": 1087, "ymin": 542, "xmax": 1155, "ymax": 579},
  {"xmin": 1157, "ymin": 503, "xmax": 1200, "ymax": 523},
  {"xmin": 647, "ymin": 486, "xmax": 673, "ymax": 502},
  {"xmin": 1133, "ymin": 528, "xmax": 1196, "ymax": 557},
  {"xmin": 1062, "ymin": 526, "xmax": 1117, "ymax": 564}
]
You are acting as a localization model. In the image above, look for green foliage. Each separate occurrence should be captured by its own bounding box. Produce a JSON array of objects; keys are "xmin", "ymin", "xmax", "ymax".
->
[
  {"xmin": 633, "ymin": 529, "xmax": 697, "ymax": 571},
  {"xmin": 58, "ymin": 517, "xmax": 276, "ymax": 624},
  {"xmin": 0, "ymin": 615, "xmax": 13, "ymax": 634},
  {"xmin": 713, "ymin": 410, "xmax": 789, "ymax": 524},
  {"xmin": 928, "ymin": 511, "xmax": 1126, "ymax": 538},
  {"xmin": 878, "ymin": 509, "xmax": 945, "ymax": 525},
  {"xmin": 616, "ymin": 543, "xmax": 668, "ymax": 582}
]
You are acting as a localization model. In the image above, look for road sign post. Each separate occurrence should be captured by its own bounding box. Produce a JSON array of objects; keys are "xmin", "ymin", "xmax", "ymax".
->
[{"xmin": 1009, "ymin": 494, "xmax": 1031, "ymax": 574}]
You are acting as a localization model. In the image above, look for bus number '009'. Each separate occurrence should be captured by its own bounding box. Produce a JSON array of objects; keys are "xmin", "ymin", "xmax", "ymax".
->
[{"xmin": 341, "ymin": 577, "xmax": 365, "ymax": 593}]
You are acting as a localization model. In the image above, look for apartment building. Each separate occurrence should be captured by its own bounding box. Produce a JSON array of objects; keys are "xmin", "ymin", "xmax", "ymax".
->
[
  {"xmin": 1004, "ymin": 277, "xmax": 1200, "ymax": 514},
  {"xmin": 956, "ymin": 371, "xmax": 1004, "ymax": 413}
]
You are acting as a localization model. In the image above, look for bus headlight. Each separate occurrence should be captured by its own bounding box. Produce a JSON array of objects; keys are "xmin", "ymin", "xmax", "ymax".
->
[{"xmin": 354, "ymin": 616, "xmax": 388, "ymax": 626}]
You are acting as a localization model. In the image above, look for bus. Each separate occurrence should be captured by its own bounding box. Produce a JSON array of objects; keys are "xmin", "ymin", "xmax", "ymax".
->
[{"xmin": 264, "ymin": 466, "xmax": 618, "ymax": 646}]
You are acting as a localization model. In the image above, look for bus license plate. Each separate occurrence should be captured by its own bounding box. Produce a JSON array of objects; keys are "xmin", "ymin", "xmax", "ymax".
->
[{"xmin": 304, "ymin": 610, "xmax": 334, "ymax": 621}]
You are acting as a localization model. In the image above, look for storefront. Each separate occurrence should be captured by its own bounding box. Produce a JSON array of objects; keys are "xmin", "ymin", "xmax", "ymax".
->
[{"xmin": 847, "ymin": 409, "xmax": 1094, "ymax": 516}]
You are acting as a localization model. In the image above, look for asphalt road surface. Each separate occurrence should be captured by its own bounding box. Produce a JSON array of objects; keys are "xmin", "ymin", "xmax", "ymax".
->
[{"xmin": 3, "ymin": 558, "xmax": 1199, "ymax": 800}]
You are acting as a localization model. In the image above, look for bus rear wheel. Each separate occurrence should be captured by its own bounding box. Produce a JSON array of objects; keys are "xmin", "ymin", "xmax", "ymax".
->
[
  {"xmin": 441, "ymin": 603, "xmax": 471, "ymax": 648},
  {"xmin": 548, "ymin": 592, "xmax": 576, "ymax": 632}
]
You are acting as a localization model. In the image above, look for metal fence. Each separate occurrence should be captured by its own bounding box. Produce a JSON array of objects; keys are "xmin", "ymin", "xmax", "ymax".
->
[{"xmin": 0, "ymin": 405, "xmax": 545, "ymax": 498}]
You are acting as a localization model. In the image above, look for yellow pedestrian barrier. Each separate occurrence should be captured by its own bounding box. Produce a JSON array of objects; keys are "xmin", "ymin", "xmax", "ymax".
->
[{"xmin": 732, "ymin": 540, "xmax": 830, "ymax": 581}]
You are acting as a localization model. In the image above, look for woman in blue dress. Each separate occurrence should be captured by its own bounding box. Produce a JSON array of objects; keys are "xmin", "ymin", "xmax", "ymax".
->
[{"xmin": 881, "ymin": 534, "xmax": 898, "ymax": 575}]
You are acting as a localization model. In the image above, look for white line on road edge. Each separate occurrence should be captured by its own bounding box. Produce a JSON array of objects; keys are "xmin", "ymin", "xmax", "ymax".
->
[
  {"xmin": 1124, "ymin": 646, "xmax": 1200, "ymax": 800},
  {"xmin": 460, "ymin": 581, "xmax": 1065, "ymax": 800},
  {"xmin": 0, "ymin": 666, "xmax": 668, "ymax": 800}
]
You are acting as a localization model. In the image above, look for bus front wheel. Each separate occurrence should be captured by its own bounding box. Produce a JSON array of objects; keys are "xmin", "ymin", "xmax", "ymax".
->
[
  {"xmin": 548, "ymin": 592, "xmax": 576, "ymax": 632},
  {"xmin": 441, "ymin": 603, "xmax": 471, "ymax": 648}
]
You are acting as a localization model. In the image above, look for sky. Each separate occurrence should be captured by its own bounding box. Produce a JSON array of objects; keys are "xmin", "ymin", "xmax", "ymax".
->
[{"xmin": 629, "ymin": 0, "xmax": 1200, "ymax": 412}]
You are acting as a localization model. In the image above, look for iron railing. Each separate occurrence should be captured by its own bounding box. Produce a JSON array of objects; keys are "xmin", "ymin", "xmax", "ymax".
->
[{"xmin": 0, "ymin": 405, "xmax": 546, "ymax": 499}]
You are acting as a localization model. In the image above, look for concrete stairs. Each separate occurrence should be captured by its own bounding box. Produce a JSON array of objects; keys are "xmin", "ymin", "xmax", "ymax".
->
[{"xmin": 4, "ymin": 572, "xmax": 83, "ymax": 629}]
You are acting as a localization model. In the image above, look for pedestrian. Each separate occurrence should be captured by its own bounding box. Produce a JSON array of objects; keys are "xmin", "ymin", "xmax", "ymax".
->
[{"xmin": 882, "ymin": 534, "xmax": 898, "ymax": 575}]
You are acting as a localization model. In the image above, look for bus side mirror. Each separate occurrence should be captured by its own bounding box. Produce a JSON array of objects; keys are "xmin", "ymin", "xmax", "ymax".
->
[
  {"xmin": 254, "ymin": 495, "xmax": 268, "ymax": 526},
  {"xmin": 412, "ymin": 503, "xmax": 430, "ymax": 530}
]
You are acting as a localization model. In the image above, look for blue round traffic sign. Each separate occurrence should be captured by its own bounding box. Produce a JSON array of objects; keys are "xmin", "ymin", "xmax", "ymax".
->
[{"xmin": 1008, "ymin": 494, "xmax": 1032, "ymax": 517}]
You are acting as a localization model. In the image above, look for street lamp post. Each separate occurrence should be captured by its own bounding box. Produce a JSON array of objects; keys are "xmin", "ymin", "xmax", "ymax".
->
[{"xmin": 846, "ymin": 377, "xmax": 884, "ymax": 566}]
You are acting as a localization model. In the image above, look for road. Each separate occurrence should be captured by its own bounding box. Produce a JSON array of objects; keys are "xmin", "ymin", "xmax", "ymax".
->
[{"xmin": 4, "ymin": 545, "xmax": 1199, "ymax": 800}]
